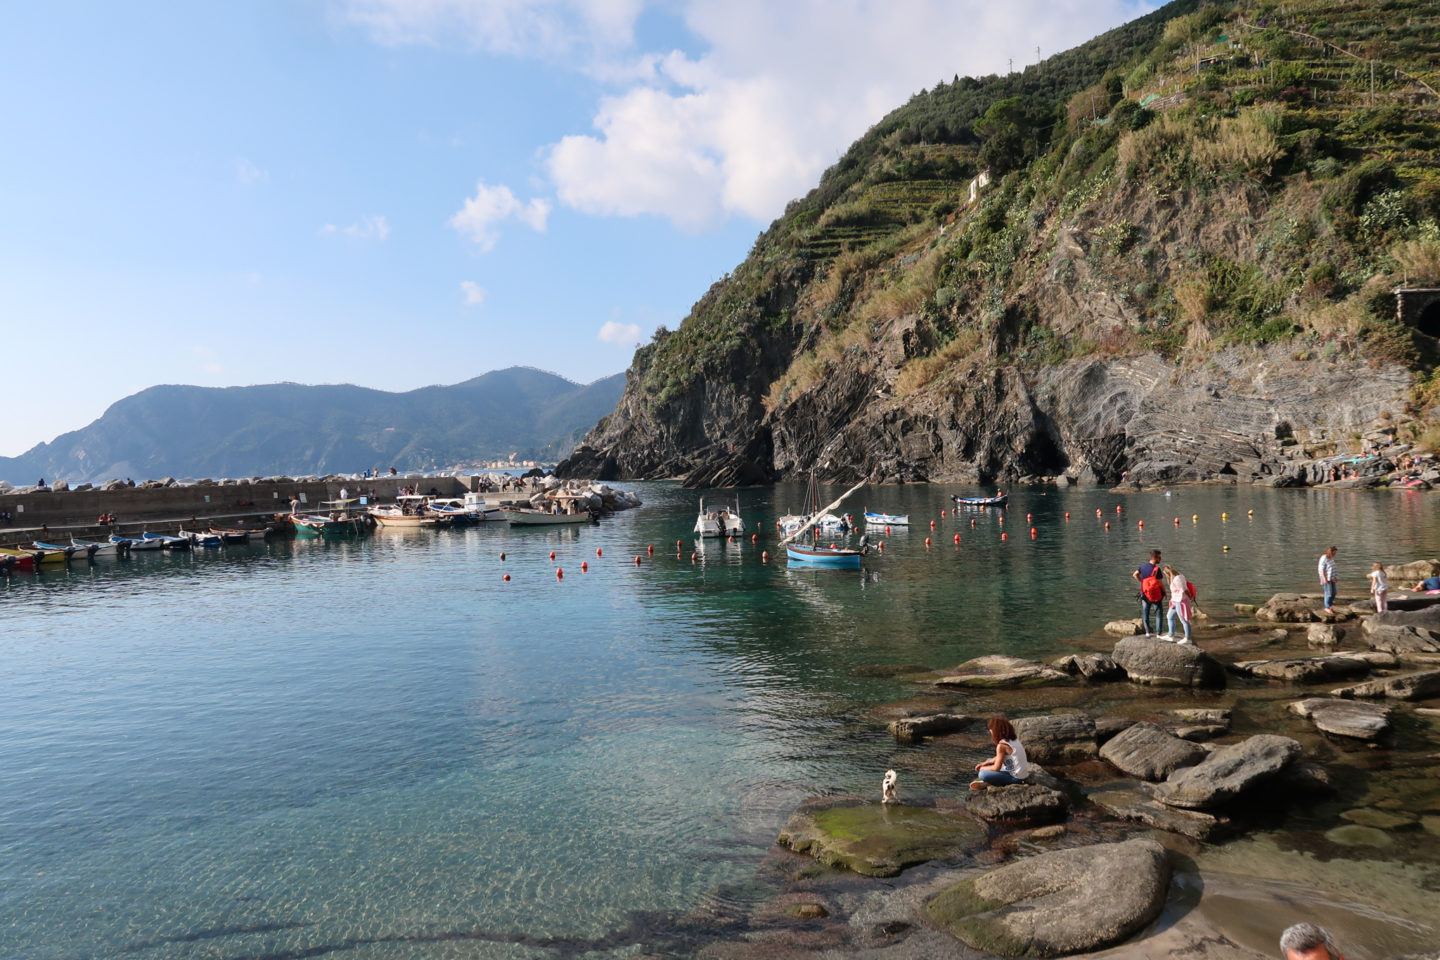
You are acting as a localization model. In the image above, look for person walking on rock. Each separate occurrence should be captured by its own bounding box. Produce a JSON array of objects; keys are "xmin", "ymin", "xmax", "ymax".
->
[
  {"xmin": 1133, "ymin": 549, "xmax": 1165, "ymax": 637},
  {"xmin": 1161, "ymin": 564, "xmax": 1193, "ymax": 643},
  {"xmin": 1318, "ymin": 546, "xmax": 1338, "ymax": 615}
]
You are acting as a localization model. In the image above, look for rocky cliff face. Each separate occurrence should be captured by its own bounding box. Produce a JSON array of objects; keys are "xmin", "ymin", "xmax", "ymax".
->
[{"xmin": 559, "ymin": 0, "xmax": 1438, "ymax": 487}]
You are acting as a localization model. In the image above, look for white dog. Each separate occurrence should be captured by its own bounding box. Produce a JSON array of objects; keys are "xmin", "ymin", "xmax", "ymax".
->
[{"xmin": 881, "ymin": 769, "xmax": 898, "ymax": 804}]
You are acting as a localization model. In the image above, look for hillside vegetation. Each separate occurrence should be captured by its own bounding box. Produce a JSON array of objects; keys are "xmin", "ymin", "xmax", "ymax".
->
[{"xmin": 562, "ymin": 0, "xmax": 1440, "ymax": 486}]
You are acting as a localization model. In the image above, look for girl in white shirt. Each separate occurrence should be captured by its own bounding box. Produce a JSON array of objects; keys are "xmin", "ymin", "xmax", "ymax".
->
[
  {"xmin": 972, "ymin": 716, "xmax": 1030, "ymax": 788},
  {"xmin": 1369, "ymin": 562, "xmax": 1389, "ymax": 612},
  {"xmin": 1162, "ymin": 564, "xmax": 1193, "ymax": 643}
]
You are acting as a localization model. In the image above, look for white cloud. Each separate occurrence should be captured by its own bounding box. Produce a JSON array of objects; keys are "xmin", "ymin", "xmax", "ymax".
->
[
  {"xmin": 350, "ymin": 0, "xmax": 1154, "ymax": 229},
  {"xmin": 545, "ymin": 0, "xmax": 1154, "ymax": 227},
  {"xmin": 236, "ymin": 157, "xmax": 268, "ymax": 186},
  {"xmin": 460, "ymin": 280, "xmax": 488, "ymax": 306},
  {"xmin": 449, "ymin": 181, "xmax": 551, "ymax": 251},
  {"xmin": 319, "ymin": 215, "xmax": 391, "ymax": 241},
  {"xmin": 192, "ymin": 346, "xmax": 223, "ymax": 375},
  {"xmin": 597, "ymin": 319, "xmax": 641, "ymax": 344}
]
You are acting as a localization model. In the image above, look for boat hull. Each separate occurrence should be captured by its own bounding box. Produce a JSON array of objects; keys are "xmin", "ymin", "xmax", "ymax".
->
[
  {"xmin": 370, "ymin": 512, "xmax": 440, "ymax": 528},
  {"xmin": 952, "ymin": 495, "xmax": 1008, "ymax": 507},
  {"xmin": 863, "ymin": 512, "xmax": 909, "ymax": 526},
  {"xmin": 501, "ymin": 509, "xmax": 596, "ymax": 525},
  {"xmin": 785, "ymin": 544, "xmax": 863, "ymax": 568}
]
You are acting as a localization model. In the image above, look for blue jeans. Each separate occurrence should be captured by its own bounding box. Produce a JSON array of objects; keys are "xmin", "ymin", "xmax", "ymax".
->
[
  {"xmin": 1323, "ymin": 581, "xmax": 1337, "ymax": 610},
  {"xmin": 1141, "ymin": 598, "xmax": 1164, "ymax": 635},
  {"xmin": 1167, "ymin": 607, "xmax": 1191, "ymax": 640},
  {"xmin": 978, "ymin": 769, "xmax": 1023, "ymax": 786}
]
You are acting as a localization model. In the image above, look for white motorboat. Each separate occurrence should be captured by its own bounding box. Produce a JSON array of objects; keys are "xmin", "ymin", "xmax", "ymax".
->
[{"xmin": 694, "ymin": 497, "xmax": 744, "ymax": 537}]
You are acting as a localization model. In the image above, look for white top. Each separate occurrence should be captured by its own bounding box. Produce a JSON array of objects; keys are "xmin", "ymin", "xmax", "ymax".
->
[
  {"xmin": 1319, "ymin": 554, "xmax": 1336, "ymax": 582},
  {"xmin": 1170, "ymin": 573, "xmax": 1189, "ymax": 605},
  {"xmin": 1001, "ymin": 738, "xmax": 1030, "ymax": 779},
  {"xmin": 1370, "ymin": 569, "xmax": 1388, "ymax": 592}
]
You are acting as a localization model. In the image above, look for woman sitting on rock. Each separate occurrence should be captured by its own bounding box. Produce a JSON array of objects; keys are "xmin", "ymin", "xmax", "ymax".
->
[{"xmin": 971, "ymin": 716, "xmax": 1029, "ymax": 789}]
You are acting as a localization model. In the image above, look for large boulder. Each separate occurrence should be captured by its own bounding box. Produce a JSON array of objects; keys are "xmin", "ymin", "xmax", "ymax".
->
[
  {"xmin": 776, "ymin": 796, "xmax": 985, "ymax": 878},
  {"xmin": 1332, "ymin": 670, "xmax": 1440, "ymax": 701},
  {"xmin": 925, "ymin": 838, "xmax": 1170, "ymax": 957},
  {"xmin": 1289, "ymin": 699, "xmax": 1392, "ymax": 740},
  {"xmin": 1256, "ymin": 593, "xmax": 1332, "ymax": 623},
  {"xmin": 1152, "ymin": 735, "xmax": 1303, "ymax": 810},
  {"xmin": 1233, "ymin": 653, "xmax": 1374, "ymax": 682},
  {"xmin": 966, "ymin": 784, "xmax": 1069, "ymax": 826},
  {"xmin": 936, "ymin": 655, "xmax": 1072, "ymax": 689},
  {"xmin": 1111, "ymin": 637, "xmax": 1226, "ymax": 688},
  {"xmin": 1013, "ymin": 714, "xmax": 1097, "ymax": 763},
  {"xmin": 1099, "ymin": 721, "xmax": 1207, "ymax": 781},
  {"xmin": 1387, "ymin": 559, "xmax": 1440, "ymax": 582}
]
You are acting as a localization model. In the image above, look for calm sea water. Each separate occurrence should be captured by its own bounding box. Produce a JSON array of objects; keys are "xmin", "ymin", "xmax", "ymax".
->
[{"xmin": 3, "ymin": 482, "xmax": 1437, "ymax": 959}]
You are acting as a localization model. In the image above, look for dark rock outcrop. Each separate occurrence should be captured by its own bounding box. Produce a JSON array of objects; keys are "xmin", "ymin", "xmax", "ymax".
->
[
  {"xmin": 925, "ymin": 838, "xmax": 1170, "ymax": 956},
  {"xmin": 888, "ymin": 713, "xmax": 973, "ymax": 743},
  {"xmin": 1090, "ymin": 784, "xmax": 1232, "ymax": 841}
]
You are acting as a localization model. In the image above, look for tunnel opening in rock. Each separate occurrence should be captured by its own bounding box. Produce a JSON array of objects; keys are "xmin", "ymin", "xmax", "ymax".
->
[{"xmin": 1418, "ymin": 300, "xmax": 1440, "ymax": 340}]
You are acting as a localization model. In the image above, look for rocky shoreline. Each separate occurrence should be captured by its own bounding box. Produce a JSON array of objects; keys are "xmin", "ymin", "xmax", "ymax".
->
[{"xmin": 689, "ymin": 571, "xmax": 1440, "ymax": 959}]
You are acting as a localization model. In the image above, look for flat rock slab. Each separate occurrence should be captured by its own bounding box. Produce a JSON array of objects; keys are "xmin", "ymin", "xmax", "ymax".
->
[
  {"xmin": 1153, "ymin": 734, "xmax": 1302, "ymax": 810},
  {"xmin": 1289, "ymin": 698, "xmax": 1392, "ymax": 740},
  {"xmin": 1256, "ymin": 593, "xmax": 1348, "ymax": 623},
  {"xmin": 776, "ymin": 796, "xmax": 985, "ymax": 878},
  {"xmin": 1332, "ymin": 669, "xmax": 1440, "ymax": 701},
  {"xmin": 1100, "ymin": 721, "xmax": 1207, "ymax": 781},
  {"xmin": 966, "ymin": 784, "xmax": 1069, "ymax": 826},
  {"xmin": 936, "ymin": 655, "xmax": 1073, "ymax": 689},
  {"xmin": 1089, "ymin": 785, "xmax": 1231, "ymax": 842},
  {"xmin": 1363, "ymin": 609, "xmax": 1440, "ymax": 653},
  {"xmin": 1013, "ymin": 713, "xmax": 1097, "ymax": 763},
  {"xmin": 925, "ymin": 838, "xmax": 1170, "ymax": 957},
  {"xmin": 889, "ymin": 713, "xmax": 973, "ymax": 743},
  {"xmin": 1052, "ymin": 653, "xmax": 1124, "ymax": 681},
  {"xmin": 1234, "ymin": 654, "xmax": 1373, "ymax": 682},
  {"xmin": 1111, "ymin": 636, "xmax": 1227, "ymax": 688}
]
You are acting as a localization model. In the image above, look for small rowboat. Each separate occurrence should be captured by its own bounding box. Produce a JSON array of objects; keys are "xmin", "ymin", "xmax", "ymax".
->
[
  {"xmin": 863, "ymin": 510, "xmax": 909, "ymax": 526},
  {"xmin": 113, "ymin": 534, "xmax": 164, "ymax": 551},
  {"xmin": 0, "ymin": 547, "xmax": 37, "ymax": 571},
  {"xmin": 34, "ymin": 540, "xmax": 94, "ymax": 562},
  {"xmin": 952, "ymin": 494, "xmax": 1009, "ymax": 507},
  {"xmin": 209, "ymin": 527, "xmax": 257, "ymax": 544},
  {"xmin": 142, "ymin": 532, "xmax": 192, "ymax": 550},
  {"xmin": 71, "ymin": 537, "xmax": 124, "ymax": 557},
  {"xmin": 180, "ymin": 530, "xmax": 225, "ymax": 547},
  {"xmin": 785, "ymin": 543, "xmax": 865, "ymax": 568}
]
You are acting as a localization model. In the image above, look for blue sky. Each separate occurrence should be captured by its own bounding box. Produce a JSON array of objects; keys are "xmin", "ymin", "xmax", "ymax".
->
[{"xmin": 0, "ymin": 0, "xmax": 1151, "ymax": 456}]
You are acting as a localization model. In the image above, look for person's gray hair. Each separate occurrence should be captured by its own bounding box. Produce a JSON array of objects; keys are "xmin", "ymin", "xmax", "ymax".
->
[{"xmin": 1280, "ymin": 922, "xmax": 1336, "ymax": 957}]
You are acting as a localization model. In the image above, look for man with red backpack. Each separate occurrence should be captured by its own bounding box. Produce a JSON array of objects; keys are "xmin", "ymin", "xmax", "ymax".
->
[{"xmin": 1133, "ymin": 549, "xmax": 1165, "ymax": 638}]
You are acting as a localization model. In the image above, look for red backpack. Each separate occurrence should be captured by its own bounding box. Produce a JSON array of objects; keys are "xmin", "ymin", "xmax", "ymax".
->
[{"xmin": 1141, "ymin": 567, "xmax": 1165, "ymax": 603}]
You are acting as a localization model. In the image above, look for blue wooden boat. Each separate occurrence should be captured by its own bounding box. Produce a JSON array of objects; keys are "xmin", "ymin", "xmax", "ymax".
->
[
  {"xmin": 863, "ymin": 510, "xmax": 909, "ymax": 526},
  {"xmin": 180, "ymin": 529, "xmax": 225, "ymax": 547},
  {"xmin": 952, "ymin": 494, "xmax": 1009, "ymax": 507},
  {"xmin": 785, "ymin": 543, "xmax": 864, "ymax": 568}
]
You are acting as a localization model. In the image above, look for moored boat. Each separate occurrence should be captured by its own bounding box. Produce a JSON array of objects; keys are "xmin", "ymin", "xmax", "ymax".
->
[
  {"xmin": 462, "ymin": 492, "xmax": 503, "ymax": 521},
  {"xmin": 952, "ymin": 493, "xmax": 1009, "ymax": 507},
  {"xmin": 142, "ymin": 532, "xmax": 192, "ymax": 550},
  {"xmin": 33, "ymin": 540, "xmax": 94, "ymax": 562},
  {"xmin": 785, "ymin": 542, "xmax": 865, "ymax": 568},
  {"xmin": 695, "ymin": 497, "xmax": 744, "ymax": 538},
  {"xmin": 71, "ymin": 537, "xmax": 124, "ymax": 557},
  {"xmin": 112, "ymin": 534, "xmax": 164, "ymax": 551},
  {"xmin": 0, "ymin": 547, "xmax": 38, "ymax": 571},
  {"xmin": 863, "ymin": 510, "xmax": 909, "ymax": 526},
  {"xmin": 179, "ymin": 529, "xmax": 225, "ymax": 547},
  {"xmin": 209, "ymin": 526, "xmax": 259, "ymax": 544},
  {"xmin": 500, "ymin": 507, "xmax": 596, "ymax": 525},
  {"xmin": 369, "ymin": 504, "xmax": 441, "ymax": 528}
]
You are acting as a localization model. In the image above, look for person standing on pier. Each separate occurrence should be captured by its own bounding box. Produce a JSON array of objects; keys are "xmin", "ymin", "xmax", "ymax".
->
[{"xmin": 1318, "ymin": 546, "xmax": 1338, "ymax": 615}]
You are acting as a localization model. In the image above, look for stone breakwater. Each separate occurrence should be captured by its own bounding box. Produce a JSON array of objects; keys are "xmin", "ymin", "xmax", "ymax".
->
[
  {"xmin": 708, "ymin": 574, "xmax": 1440, "ymax": 959},
  {"xmin": 0, "ymin": 472, "xmax": 640, "ymax": 545}
]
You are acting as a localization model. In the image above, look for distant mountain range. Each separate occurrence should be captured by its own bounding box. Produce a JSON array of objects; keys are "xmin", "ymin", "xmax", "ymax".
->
[{"xmin": 0, "ymin": 367, "xmax": 625, "ymax": 485}]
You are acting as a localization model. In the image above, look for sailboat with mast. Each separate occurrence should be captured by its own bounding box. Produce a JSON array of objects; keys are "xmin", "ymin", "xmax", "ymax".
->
[{"xmin": 781, "ymin": 473, "xmax": 868, "ymax": 568}]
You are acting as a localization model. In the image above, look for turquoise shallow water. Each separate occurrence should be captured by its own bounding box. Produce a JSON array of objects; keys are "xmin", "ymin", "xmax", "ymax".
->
[{"xmin": 3, "ymin": 482, "xmax": 1438, "ymax": 959}]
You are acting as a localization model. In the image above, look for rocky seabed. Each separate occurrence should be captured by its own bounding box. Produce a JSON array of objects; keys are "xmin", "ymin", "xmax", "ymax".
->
[{"xmin": 696, "ymin": 567, "xmax": 1440, "ymax": 959}]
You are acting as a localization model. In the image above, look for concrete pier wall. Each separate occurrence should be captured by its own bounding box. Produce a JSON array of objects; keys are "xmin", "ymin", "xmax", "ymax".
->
[{"xmin": 0, "ymin": 474, "xmax": 470, "ymax": 544}]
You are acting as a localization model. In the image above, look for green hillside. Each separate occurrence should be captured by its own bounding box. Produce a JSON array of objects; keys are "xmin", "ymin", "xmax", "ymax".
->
[{"xmin": 563, "ymin": 0, "xmax": 1440, "ymax": 485}]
